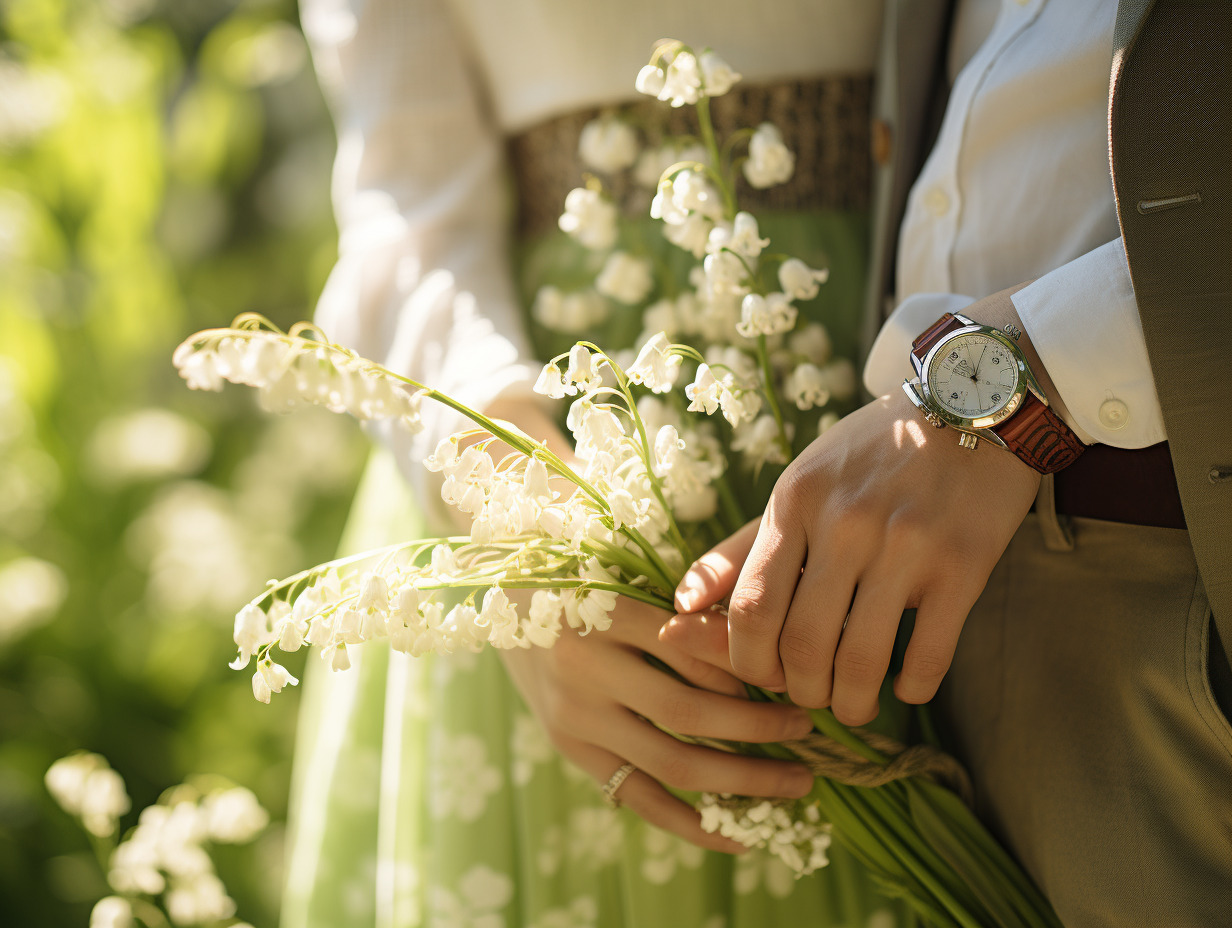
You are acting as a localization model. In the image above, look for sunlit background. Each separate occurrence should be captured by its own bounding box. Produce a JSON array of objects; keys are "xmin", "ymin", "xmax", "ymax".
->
[{"xmin": 0, "ymin": 0, "xmax": 366, "ymax": 923}]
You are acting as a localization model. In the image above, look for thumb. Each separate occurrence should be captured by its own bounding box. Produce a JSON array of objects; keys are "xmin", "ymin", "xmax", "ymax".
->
[{"xmin": 675, "ymin": 517, "xmax": 762, "ymax": 613}]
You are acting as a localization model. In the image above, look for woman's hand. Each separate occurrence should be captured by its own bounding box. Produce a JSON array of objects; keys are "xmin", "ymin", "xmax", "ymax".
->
[
  {"xmin": 481, "ymin": 395, "xmax": 814, "ymax": 851},
  {"xmin": 499, "ymin": 597, "xmax": 817, "ymax": 852}
]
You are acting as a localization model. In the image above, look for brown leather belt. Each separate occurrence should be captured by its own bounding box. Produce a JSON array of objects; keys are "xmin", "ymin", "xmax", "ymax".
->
[
  {"xmin": 1052, "ymin": 441, "xmax": 1186, "ymax": 529},
  {"xmin": 507, "ymin": 75, "xmax": 873, "ymax": 240}
]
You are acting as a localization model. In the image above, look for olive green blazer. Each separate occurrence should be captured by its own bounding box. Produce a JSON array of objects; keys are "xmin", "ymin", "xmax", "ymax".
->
[{"xmin": 866, "ymin": 0, "xmax": 1232, "ymax": 627}]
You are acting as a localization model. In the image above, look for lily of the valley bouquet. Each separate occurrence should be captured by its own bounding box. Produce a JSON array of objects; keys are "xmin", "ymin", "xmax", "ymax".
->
[{"xmin": 174, "ymin": 41, "xmax": 1062, "ymax": 928}]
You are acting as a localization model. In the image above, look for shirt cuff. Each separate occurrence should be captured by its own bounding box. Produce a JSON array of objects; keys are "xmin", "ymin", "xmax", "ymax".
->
[
  {"xmin": 863, "ymin": 292, "xmax": 978, "ymax": 398},
  {"xmin": 1011, "ymin": 238, "xmax": 1165, "ymax": 448}
]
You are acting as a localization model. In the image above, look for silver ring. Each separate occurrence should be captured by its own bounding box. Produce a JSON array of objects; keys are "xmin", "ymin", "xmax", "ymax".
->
[{"xmin": 601, "ymin": 762, "xmax": 636, "ymax": 809}]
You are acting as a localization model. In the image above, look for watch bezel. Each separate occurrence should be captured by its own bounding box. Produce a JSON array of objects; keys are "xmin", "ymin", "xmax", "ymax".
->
[{"xmin": 918, "ymin": 324, "xmax": 1032, "ymax": 431}]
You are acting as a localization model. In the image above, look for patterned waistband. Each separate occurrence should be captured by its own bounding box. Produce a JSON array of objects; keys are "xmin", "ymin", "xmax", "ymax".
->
[{"xmin": 507, "ymin": 75, "xmax": 873, "ymax": 240}]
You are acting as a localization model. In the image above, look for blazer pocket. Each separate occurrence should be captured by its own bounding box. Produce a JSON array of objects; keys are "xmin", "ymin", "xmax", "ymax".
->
[{"xmin": 1185, "ymin": 578, "xmax": 1232, "ymax": 755}]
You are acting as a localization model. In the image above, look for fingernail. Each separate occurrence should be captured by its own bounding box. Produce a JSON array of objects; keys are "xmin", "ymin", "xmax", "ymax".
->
[
  {"xmin": 787, "ymin": 767, "xmax": 815, "ymax": 797},
  {"xmin": 784, "ymin": 709, "xmax": 814, "ymax": 739},
  {"xmin": 675, "ymin": 571, "xmax": 704, "ymax": 612}
]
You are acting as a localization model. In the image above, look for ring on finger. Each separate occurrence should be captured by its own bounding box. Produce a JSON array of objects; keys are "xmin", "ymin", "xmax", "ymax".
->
[{"xmin": 600, "ymin": 762, "xmax": 637, "ymax": 809}]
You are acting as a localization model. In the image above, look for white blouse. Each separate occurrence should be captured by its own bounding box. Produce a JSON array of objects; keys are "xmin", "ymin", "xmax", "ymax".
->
[{"xmin": 299, "ymin": 0, "xmax": 883, "ymax": 495}]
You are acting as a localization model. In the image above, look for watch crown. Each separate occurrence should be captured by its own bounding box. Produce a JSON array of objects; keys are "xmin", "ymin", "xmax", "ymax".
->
[
  {"xmin": 959, "ymin": 432, "xmax": 979, "ymax": 451},
  {"xmin": 926, "ymin": 412, "xmax": 944, "ymax": 429}
]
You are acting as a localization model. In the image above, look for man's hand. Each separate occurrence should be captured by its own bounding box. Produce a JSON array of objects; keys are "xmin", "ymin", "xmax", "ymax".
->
[
  {"xmin": 500, "ymin": 599, "xmax": 817, "ymax": 852},
  {"xmin": 674, "ymin": 388, "xmax": 1040, "ymax": 726}
]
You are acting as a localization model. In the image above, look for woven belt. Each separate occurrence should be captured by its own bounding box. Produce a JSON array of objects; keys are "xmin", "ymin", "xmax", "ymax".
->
[
  {"xmin": 507, "ymin": 75, "xmax": 873, "ymax": 240},
  {"xmin": 1053, "ymin": 441, "xmax": 1186, "ymax": 529}
]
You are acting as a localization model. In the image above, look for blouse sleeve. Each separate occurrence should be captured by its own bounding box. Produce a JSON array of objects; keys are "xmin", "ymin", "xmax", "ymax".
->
[{"xmin": 301, "ymin": 0, "xmax": 539, "ymax": 502}]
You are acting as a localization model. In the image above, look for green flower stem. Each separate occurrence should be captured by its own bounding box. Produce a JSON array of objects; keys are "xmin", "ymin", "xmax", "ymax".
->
[
  {"xmin": 756, "ymin": 333, "xmax": 793, "ymax": 459},
  {"xmin": 620, "ymin": 384, "xmax": 695, "ymax": 566},
  {"xmin": 823, "ymin": 781, "xmax": 985, "ymax": 928},
  {"xmin": 583, "ymin": 539, "xmax": 673, "ymax": 596},
  {"xmin": 713, "ymin": 474, "xmax": 747, "ymax": 532},
  {"xmin": 412, "ymin": 577, "xmax": 673, "ymax": 611},
  {"xmin": 696, "ymin": 96, "xmax": 736, "ymax": 220}
]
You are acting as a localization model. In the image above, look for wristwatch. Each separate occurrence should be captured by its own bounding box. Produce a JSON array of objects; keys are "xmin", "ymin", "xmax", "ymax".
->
[{"xmin": 902, "ymin": 312, "xmax": 1085, "ymax": 474}]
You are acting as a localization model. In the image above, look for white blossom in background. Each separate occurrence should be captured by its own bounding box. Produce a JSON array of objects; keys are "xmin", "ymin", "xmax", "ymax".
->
[
  {"xmin": 46, "ymin": 753, "xmax": 131, "ymax": 837},
  {"xmin": 789, "ymin": 323, "xmax": 833, "ymax": 366},
  {"xmin": 49, "ymin": 752, "xmax": 268, "ymax": 927},
  {"xmin": 743, "ymin": 122, "xmax": 796, "ymax": 189},
  {"xmin": 736, "ymin": 292, "xmax": 797, "ymax": 338},
  {"xmin": 86, "ymin": 409, "xmax": 212, "ymax": 485},
  {"xmin": 90, "ymin": 896, "xmax": 133, "ymax": 928},
  {"xmin": 165, "ymin": 872, "xmax": 235, "ymax": 926},
  {"xmin": 785, "ymin": 363, "xmax": 831, "ymax": 411},
  {"xmin": 698, "ymin": 795, "xmax": 832, "ymax": 878},
  {"xmin": 578, "ymin": 116, "xmax": 639, "ymax": 173},
  {"xmin": 533, "ymin": 285, "xmax": 609, "ymax": 332},
  {"xmin": 558, "ymin": 187, "xmax": 618, "ymax": 251},
  {"xmin": 0, "ymin": 555, "xmax": 67, "ymax": 645},
  {"xmin": 633, "ymin": 142, "xmax": 708, "ymax": 189},
  {"xmin": 818, "ymin": 358, "xmax": 857, "ymax": 401},
  {"xmin": 733, "ymin": 416, "xmax": 793, "ymax": 470},
  {"xmin": 202, "ymin": 787, "xmax": 269, "ymax": 843},
  {"xmin": 818, "ymin": 411, "xmax": 841, "ymax": 438},
  {"xmin": 702, "ymin": 249, "xmax": 750, "ymax": 298},
  {"xmin": 663, "ymin": 211, "xmax": 714, "ymax": 258},
  {"xmin": 778, "ymin": 257, "xmax": 829, "ymax": 301},
  {"xmin": 595, "ymin": 251, "xmax": 654, "ymax": 304},
  {"xmin": 698, "ymin": 49, "xmax": 741, "ymax": 96}
]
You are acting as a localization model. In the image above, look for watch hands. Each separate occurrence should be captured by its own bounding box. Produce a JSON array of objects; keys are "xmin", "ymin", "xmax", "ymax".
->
[{"xmin": 974, "ymin": 345, "xmax": 988, "ymax": 378}]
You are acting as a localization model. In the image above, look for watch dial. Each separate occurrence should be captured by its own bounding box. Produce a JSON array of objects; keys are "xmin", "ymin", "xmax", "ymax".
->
[{"xmin": 928, "ymin": 333, "xmax": 1020, "ymax": 418}]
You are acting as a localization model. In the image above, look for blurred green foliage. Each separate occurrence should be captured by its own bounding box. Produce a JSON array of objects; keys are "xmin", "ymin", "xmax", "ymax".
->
[{"xmin": 0, "ymin": 0, "xmax": 363, "ymax": 924}]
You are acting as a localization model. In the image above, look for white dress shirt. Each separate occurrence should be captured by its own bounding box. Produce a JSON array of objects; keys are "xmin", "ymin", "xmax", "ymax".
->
[{"xmin": 863, "ymin": 0, "xmax": 1166, "ymax": 448}]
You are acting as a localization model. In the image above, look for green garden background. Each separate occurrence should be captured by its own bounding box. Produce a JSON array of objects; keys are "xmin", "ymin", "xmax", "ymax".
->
[{"xmin": 0, "ymin": 0, "xmax": 362, "ymax": 923}]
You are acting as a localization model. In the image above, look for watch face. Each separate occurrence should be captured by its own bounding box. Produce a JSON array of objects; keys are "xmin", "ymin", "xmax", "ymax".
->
[{"xmin": 927, "ymin": 332, "xmax": 1021, "ymax": 420}]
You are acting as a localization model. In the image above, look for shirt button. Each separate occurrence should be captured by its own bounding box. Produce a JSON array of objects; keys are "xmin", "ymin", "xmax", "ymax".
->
[
  {"xmin": 1099, "ymin": 398, "xmax": 1129, "ymax": 430},
  {"xmin": 923, "ymin": 186, "xmax": 951, "ymax": 216}
]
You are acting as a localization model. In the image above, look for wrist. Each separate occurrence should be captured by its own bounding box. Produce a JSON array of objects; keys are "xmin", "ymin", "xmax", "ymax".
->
[
  {"xmin": 955, "ymin": 284, "xmax": 1072, "ymax": 425},
  {"xmin": 904, "ymin": 286, "xmax": 1086, "ymax": 474}
]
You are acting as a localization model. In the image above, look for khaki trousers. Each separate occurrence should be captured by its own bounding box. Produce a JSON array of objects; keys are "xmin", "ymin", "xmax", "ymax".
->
[{"xmin": 934, "ymin": 495, "xmax": 1232, "ymax": 927}]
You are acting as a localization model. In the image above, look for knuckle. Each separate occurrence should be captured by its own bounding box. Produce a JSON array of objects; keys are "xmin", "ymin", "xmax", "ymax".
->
[
  {"xmin": 905, "ymin": 644, "xmax": 953, "ymax": 683},
  {"xmin": 778, "ymin": 630, "xmax": 827, "ymax": 672},
  {"xmin": 729, "ymin": 590, "xmax": 780, "ymax": 634},
  {"xmin": 833, "ymin": 645, "xmax": 886, "ymax": 687}
]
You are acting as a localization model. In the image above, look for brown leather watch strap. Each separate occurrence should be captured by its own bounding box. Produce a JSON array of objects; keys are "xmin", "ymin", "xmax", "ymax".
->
[
  {"xmin": 910, "ymin": 313, "xmax": 968, "ymax": 375},
  {"xmin": 992, "ymin": 392, "xmax": 1086, "ymax": 474}
]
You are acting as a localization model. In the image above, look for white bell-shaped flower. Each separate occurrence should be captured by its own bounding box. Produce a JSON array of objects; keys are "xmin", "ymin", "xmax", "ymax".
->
[
  {"xmin": 778, "ymin": 257, "xmax": 829, "ymax": 300},
  {"xmin": 744, "ymin": 122, "xmax": 795, "ymax": 189},
  {"xmin": 578, "ymin": 116, "xmax": 640, "ymax": 174},
  {"xmin": 627, "ymin": 333, "xmax": 681, "ymax": 393}
]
